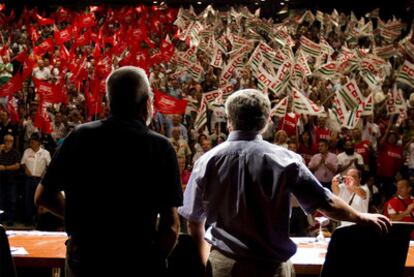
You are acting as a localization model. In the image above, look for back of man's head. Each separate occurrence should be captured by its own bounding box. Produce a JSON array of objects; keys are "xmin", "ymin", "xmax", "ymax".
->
[
  {"xmin": 225, "ymin": 89, "xmax": 270, "ymax": 132},
  {"xmin": 106, "ymin": 66, "xmax": 152, "ymax": 120}
]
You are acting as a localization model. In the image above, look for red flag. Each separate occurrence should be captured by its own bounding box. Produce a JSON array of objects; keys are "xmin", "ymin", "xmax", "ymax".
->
[
  {"xmin": 21, "ymin": 55, "xmax": 35, "ymax": 80},
  {"xmin": 154, "ymin": 91, "xmax": 187, "ymax": 114},
  {"xmin": 6, "ymin": 96, "xmax": 19, "ymax": 123},
  {"xmin": 93, "ymin": 42, "xmax": 102, "ymax": 60},
  {"xmin": 77, "ymin": 13, "xmax": 95, "ymax": 28},
  {"xmin": 33, "ymin": 38, "xmax": 54, "ymax": 56},
  {"xmin": 29, "ymin": 26, "xmax": 40, "ymax": 44},
  {"xmin": 34, "ymin": 103, "xmax": 52, "ymax": 134},
  {"xmin": 0, "ymin": 45, "xmax": 8, "ymax": 57},
  {"xmin": 8, "ymin": 9, "xmax": 15, "ymax": 22},
  {"xmin": 11, "ymin": 49, "xmax": 28, "ymax": 62},
  {"xmin": 74, "ymin": 31, "xmax": 91, "ymax": 47},
  {"xmin": 59, "ymin": 45, "xmax": 70, "ymax": 63},
  {"xmin": 54, "ymin": 26, "xmax": 72, "ymax": 45},
  {"xmin": 35, "ymin": 13, "xmax": 55, "ymax": 26},
  {"xmin": 0, "ymin": 74, "xmax": 22, "ymax": 97},
  {"xmin": 33, "ymin": 79, "xmax": 62, "ymax": 103}
]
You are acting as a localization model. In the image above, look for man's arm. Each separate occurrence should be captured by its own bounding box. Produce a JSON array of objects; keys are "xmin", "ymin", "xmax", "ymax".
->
[
  {"xmin": 187, "ymin": 220, "xmax": 211, "ymax": 266},
  {"xmin": 318, "ymin": 194, "xmax": 390, "ymax": 232},
  {"xmin": 157, "ymin": 207, "xmax": 180, "ymax": 258},
  {"xmin": 34, "ymin": 183, "xmax": 65, "ymax": 219}
]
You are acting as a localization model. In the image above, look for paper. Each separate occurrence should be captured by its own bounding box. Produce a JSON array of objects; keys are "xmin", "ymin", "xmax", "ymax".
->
[{"xmin": 10, "ymin": 247, "xmax": 28, "ymax": 255}]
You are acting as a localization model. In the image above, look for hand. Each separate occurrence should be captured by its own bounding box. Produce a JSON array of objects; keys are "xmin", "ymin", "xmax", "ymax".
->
[
  {"xmin": 358, "ymin": 213, "xmax": 391, "ymax": 233},
  {"xmin": 407, "ymin": 203, "xmax": 414, "ymax": 213}
]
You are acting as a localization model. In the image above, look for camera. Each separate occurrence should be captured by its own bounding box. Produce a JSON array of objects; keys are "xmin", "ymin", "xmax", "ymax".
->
[{"xmin": 337, "ymin": 176, "xmax": 345, "ymax": 183}]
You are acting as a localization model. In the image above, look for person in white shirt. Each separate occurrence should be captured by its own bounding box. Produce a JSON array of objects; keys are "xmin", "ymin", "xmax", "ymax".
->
[
  {"xmin": 332, "ymin": 169, "xmax": 370, "ymax": 226},
  {"xmin": 32, "ymin": 59, "xmax": 51, "ymax": 81},
  {"xmin": 337, "ymin": 140, "xmax": 364, "ymax": 175},
  {"xmin": 21, "ymin": 133, "xmax": 51, "ymax": 225}
]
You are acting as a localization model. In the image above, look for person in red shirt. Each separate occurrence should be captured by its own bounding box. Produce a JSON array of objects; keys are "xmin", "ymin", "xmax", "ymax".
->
[
  {"xmin": 277, "ymin": 105, "xmax": 301, "ymax": 138},
  {"xmin": 384, "ymin": 179, "xmax": 414, "ymax": 239},
  {"xmin": 377, "ymin": 128, "xmax": 403, "ymax": 200},
  {"xmin": 314, "ymin": 117, "xmax": 331, "ymax": 144},
  {"xmin": 353, "ymin": 129, "xmax": 371, "ymax": 179}
]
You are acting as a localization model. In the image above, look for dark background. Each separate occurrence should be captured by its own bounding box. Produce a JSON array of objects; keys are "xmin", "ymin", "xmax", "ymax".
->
[{"xmin": 1, "ymin": 0, "xmax": 413, "ymax": 23}]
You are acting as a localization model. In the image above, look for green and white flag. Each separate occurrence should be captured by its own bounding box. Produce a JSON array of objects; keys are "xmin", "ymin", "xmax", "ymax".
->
[
  {"xmin": 313, "ymin": 62, "xmax": 338, "ymax": 80},
  {"xmin": 292, "ymin": 87, "xmax": 324, "ymax": 115},
  {"xmin": 270, "ymin": 96, "xmax": 289, "ymax": 117},
  {"xmin": 396, "ymin": 60, "xmax": 414, "ymax": 88},
  {"xmin": 361, "ymin": 93, "xmax": 374, "ymax": 116},
  {"xmin": 193, "ymin": 98, "xmax": 207, "ymax": 131},
  {"xmin": 338, "ymin": 80, "xmax": 365, "ymax": 110},
  {"xmin": 299, "ymin": 36, "xmax": 322, "ymax": 58},
  {"xmin": 330, "ymin": 95, "xmax": 347, "ymax": 126}
]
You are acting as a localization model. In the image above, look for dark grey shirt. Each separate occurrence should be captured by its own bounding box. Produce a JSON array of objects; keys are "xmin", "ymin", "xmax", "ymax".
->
[{"xmin": 179, "ymin": 131, "xmax": 332, "ymax": 262}]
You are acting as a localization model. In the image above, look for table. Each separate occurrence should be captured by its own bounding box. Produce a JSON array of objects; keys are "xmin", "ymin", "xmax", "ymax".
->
[
  {"xmin": 6, "ymin": 233, "xmax": 414, "ymax": 276},
  {"xmin": 291, "ymin": 237, "xmax": 414, "ymax": 276},
  {"xmin": 7, "ymin": 231, "xmax": 67, "ymax": 268}
]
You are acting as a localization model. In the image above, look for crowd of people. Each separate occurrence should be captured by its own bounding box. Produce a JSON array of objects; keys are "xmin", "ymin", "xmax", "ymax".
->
[{"xmin": 0, "ymin": 3, "xmax": 413, "ymax": 236}]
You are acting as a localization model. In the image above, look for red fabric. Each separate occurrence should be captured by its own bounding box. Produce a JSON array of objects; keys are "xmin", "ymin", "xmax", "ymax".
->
[
  {"xmin": 33, "ymin": 79, "xmax": 66, "ymax": 103},
  {"xmin": 154, "ymin": 91, "xmax": 187, "ymax": 115},
  {"xmin": 34, "ymin": 103, "xmax": 52, "ymax": 134},
  {"xmin": 314, "ymin": 127, "xmax": 331, "ymax": 143},
  {"xmin": 6, "ymin": 97, "xmax": 19, "ymax": 123},
  {"xmin": 33, "ymin": 38, "xmax": 54, "ymax": 56},
  {"xmin": 11, "ymin": 49, "xmax": 28, "ymax": 63},
  {"xmin": 355, "ymin": 140, "xmax": 370, "ymax": 165},
  {"xmin": 0, "ymin": 74, "xmax": 22, "ymax": 97},
  {"xmin": 29, "ymin": 26, "xmax": 40, "ymax": 43},
  {"xmin": 77, "ymin": 13, "xmax": 95, "ymax": 28},
  {"xmin": 54, "ymin": 26, "xmax": 73, "ymax": 45},
  {"xmin": 35, "ymin": 13, "xmax": 55, "ymax": 26},
  {"xmin": 278, "ymin": 113, "xmax": 300, "ymax": 137},
  {"xmin": 21, "ymin": 57, "xmax": 35, "ymax": 80},
  {"xmin": 298, "ymin": 143, "xmax": 317, "ymax": 165},
  {"xmin": 377, "ymin": 142, "xmax": 403, "ymax": 178}
]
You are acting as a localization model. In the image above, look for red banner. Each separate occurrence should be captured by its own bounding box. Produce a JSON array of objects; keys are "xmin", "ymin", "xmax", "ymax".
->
[
  {"xmin": 33, "ymin": 38, "xmax": 54, "ymax": 56},
  {"xmin": 154, "ymin": 91, "xmax": 187, "ymax": 115},
  {"xmin": 35, "ymin": 13, "xmax": 55, "ymax": 26},
  {"xmin": 0, "ymin": 74, "xmax": 22, "ymax": 97},
  {"xmin": 54, "ymin": 26, "xmax": 72, "ymax": 45}
]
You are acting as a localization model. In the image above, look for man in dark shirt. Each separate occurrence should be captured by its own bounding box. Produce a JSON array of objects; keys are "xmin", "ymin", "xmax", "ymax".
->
[
  {"xmin": 179, "ymin": 89, "xmax": 391, "ymax": 277},
  {"xmin": 35, "ymin": 66, "xmax": 183, "ymax": 276},
  {"xmin": 0, "ymin": 134, "xmax": 20, "ymax": 225}
]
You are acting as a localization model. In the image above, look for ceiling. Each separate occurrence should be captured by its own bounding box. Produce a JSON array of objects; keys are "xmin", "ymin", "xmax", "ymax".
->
[{"xmin": 2, "ymin": 0, "xmax": 414, "ymax": 22}]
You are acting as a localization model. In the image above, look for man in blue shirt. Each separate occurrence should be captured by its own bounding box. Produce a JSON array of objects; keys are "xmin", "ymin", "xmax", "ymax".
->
[{"xmin": 179, "ymin": 89, "xmax": 390, "ymax": 277}]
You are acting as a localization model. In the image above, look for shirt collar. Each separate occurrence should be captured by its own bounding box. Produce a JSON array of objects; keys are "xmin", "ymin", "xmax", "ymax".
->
[
  {"xmin": 107, "ymin": 115, "xmax": 147, "ymax": 130},
  {"xmin": 227, "ymin": 131, "xmax": 262, "ymax": 141}
]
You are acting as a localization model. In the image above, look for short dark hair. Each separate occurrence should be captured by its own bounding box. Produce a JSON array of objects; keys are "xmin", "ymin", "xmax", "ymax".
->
[
  {"xmin": 30, "ymin": 132, "xmax": 41, "ymax": 142},
  {"xmin": 106, "ymin": 66, "xmax": 152, "ymax": 119}
]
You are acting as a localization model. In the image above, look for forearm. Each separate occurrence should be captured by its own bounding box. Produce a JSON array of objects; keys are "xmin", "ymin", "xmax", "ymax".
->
[
  {"xmin": 157, "ymin": 207, "xmax": 180, "ymax": 258},
  {"xmin": 318, "ymin": 194, "xmax": 362, "ymax": 223},
  {"xmin": 389, "ymin": 210, "xmax": 412, "ymax": 221},
  {"xmin": 188, "ymin": 220, "xmax": 211, "ymax": 266},
  {"xmin": 34, "ymin": 183, "xmax": 65, "ymax": 219},
  {"xmin": 5, "ymin": 163, "xmax": 20, "ymax": 171}
]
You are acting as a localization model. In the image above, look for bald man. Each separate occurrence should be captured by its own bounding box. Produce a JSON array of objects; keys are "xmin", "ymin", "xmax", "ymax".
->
[{"xmin": 35, "ymin": 66, "xmax": 182, "ymax": 276}]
